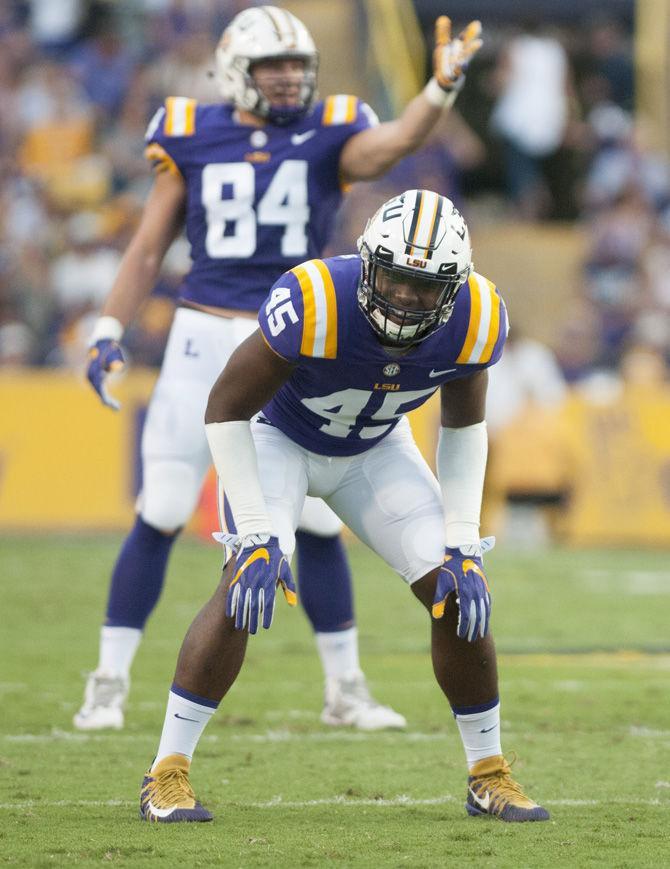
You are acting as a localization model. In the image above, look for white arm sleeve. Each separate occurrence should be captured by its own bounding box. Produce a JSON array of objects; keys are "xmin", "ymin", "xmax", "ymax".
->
[
  {"xmin": 205, "ymin": 420, "xmax": 273, "ymax": 538},
  {"xmin": 89, "ymin": 316, "xmax": 123, "ymax": 344},
  {"xmin": 436, "ymin": 421, "xmax": 488, "ymax": 547}
]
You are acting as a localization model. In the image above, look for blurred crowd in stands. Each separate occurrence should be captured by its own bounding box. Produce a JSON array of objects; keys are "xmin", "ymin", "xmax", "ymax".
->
[
  {"xmin": 0, "ymin": 0, "xmax": 229, "ymax": 368},
  {"xmin": 1, "ymin": 1, "xmax": 668, "ymax": 394}
]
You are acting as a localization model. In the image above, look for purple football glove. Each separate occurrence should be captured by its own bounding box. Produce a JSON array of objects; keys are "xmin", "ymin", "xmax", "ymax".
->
[
  {"xmin": 432, "ymin": 537, "xmax": 494, "ymax": 642},
  {"xmin": 87, "ymin": 339, "xmax": 125, "ymax": 410},
  {"xmin": 220, "ymin": 533, "xmax": 297, "ymax": 634}
]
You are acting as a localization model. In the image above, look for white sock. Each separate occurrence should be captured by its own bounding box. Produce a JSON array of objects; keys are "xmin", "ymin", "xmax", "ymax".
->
[
  {"xmin": 315, "ymin": 627, "xmax": 361, "ymax": 680},
  {"xmin": 98, "ymin": 626, "xmax": 142, "ymax": 677},
  {"xmin": 454, "ymin": 703, "xmax": 502, "ymax": 770},
  {"xmin": 153, "ymin": 690, "xmax": 218, "ymax": 769}
]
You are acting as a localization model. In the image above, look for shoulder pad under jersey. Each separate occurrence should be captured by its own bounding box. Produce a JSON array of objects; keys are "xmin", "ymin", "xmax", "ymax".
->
[
  {"xmin": 321, "ymin": 94, "xmax": 379, "ymax": 128},
  {"xmin": 259, "ymin": 259, "xmax": 339, "ymax": 363},
  {"xmin": 143, "ymin": 96, "xmax": 198, "ymax": 176},
  {"xmin": 454, "ymin": 272, "xmax": 509, "ymax": 366}
]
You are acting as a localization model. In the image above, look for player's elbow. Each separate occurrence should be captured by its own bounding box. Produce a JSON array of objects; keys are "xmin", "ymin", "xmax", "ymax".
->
[
  {"xmin": 137, "ymin": 248, "xmax": 164, "ymax": 280},
  {"xmin": 357, "ymin": 135, "xmax": 423, "ymax": 180},
  {"xmin": 205, "ymin": 385, "xmax": 230, "ymax": 424},
  {"xmin": 205, "ymin": 376, "xmax": 248, "ymax": 425},
  {"xmin": 124, "ymin": 239, "xmax": 165, "ymax": 283},
  {"xmin": 341, "ymin": 122, "xmax": 421, "ymax": 181}
]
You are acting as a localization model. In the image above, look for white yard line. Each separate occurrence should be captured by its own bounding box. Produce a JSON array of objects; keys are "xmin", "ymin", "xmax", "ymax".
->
[
  {"xmin": 7, "ymin": 724, "xmax": 670, "ymax": 745},
  {"xmin": 2, "ymin": 729, "xmax": 447, "ymax": 744},
  {"xmin": 0, "ymin": 799, "xmax": 135, "ymax": 810},
  {"xmin": 580, "ymin": 569, "xmax": 670, "ymax": 595},
  {"xmin": 1, "ymin": 796, "xmax": 668, "ymax": 811},
  {"xmin": 629, "ymin": 726, "xmax": 670, "ymax": 738},
  {"xmin": 250, "ymin": 796, "xmax": 669, "ymax": 809}
]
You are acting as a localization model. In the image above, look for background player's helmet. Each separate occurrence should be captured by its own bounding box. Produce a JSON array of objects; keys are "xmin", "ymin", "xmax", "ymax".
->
[
  {"xmin": 215, "ymin": 5, "xmax": 318, "ymax": 125},
  {"xmin": 357, "ymin": 190, "xmax": 473, "ymax": 346}
]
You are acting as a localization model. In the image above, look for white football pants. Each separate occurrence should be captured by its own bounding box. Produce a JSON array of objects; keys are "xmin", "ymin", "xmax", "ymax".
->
[
  {"xmin": 220, "ymin": 416, "xmax": 447, "ymax": 585},
  {"xmin": 138, "ymin": 306, "xmax": 343, "ymax": 537}
]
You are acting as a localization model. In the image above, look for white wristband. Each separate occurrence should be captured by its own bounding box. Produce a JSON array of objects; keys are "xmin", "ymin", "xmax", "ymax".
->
[
  {"xmin": 423, "ymin": 77, "xmax": 459, "ymax": 110},
  {"xmin": 436, "ymin": 421, "xmax": 488, "ymax": 547},
  {"xmin": 89, "ymin": 316, "xmax": 123, "ymax": 345},
  {"xmin": 205, "ymin": 420, "xmax": 273, "ymax": 538}
]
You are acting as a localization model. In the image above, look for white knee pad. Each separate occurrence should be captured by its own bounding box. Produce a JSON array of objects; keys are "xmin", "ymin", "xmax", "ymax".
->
[
  {"xmin": 298, "ymin": 497, "xmax": 343, "ymax": 538},
  {"xmin": 138, "ymin": 460, "xmax": 205, "ymax": 533}
]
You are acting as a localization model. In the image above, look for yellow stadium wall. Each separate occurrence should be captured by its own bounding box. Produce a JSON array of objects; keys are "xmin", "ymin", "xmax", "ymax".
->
[
  {"xmin": 0, "ymin": 370, "xmax": 156, "ymax": 530},
  {"xmin": 1, "ymin": 372, "xmax": 669, "ymax": 546},
  {"xmin": 0, "ymin": 370, "xmax": 439, "ymax": 537}
]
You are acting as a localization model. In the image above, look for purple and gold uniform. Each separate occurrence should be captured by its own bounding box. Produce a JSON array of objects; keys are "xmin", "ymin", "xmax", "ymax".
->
[
  {"xmin": 144, "ymin": 95, "xmax": 376, "ymax": 310},
  {"xmin": 258, "ymin": 255, "xmax": 508, "ymax": 456}
]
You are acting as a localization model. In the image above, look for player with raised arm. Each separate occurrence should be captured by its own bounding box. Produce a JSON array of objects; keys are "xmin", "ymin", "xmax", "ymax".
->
[
  {"xmin": 75, "ymin": 7, "xmax": 483, "ymax": 733},
  {"xmin": 139, "ymin": 190, "xmax": 550, "ymax": 824}
]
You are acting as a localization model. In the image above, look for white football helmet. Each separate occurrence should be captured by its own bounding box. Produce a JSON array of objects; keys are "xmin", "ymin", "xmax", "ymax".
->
[
  {"xmin": 215, "ymin": 5, "xmax": 318, "ymax": 125},
  {"xmin": 357, "ymin": 190, "xmax": 473, "ymax": 346}
]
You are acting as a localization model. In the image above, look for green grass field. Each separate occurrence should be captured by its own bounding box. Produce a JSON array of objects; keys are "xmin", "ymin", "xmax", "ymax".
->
[{"xmin": 1, "ymin": 535, "xmax": 669, "ymax": 867}]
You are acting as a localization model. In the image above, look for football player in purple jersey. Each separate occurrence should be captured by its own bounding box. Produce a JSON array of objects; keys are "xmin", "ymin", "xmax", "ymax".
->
[
  {"xmin": 139, "ymin": 189, "xmax": 550, "ymax": 824},
  {"xmin": 76, "ymin": 7, "xmax": 483, "ymax": 733},
  {"xmin": 140, "ymin": 190, "xmax": 549, "ymax": 822}
]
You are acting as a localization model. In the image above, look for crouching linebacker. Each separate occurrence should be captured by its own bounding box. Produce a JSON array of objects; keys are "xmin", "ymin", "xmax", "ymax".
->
[{"xmin": 139, "ymin": 189, "xmax": 550, "ymax": 824}]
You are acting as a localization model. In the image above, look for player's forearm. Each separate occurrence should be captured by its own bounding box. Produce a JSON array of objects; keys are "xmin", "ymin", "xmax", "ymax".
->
[
  {"xmin": 205, "ymin": 420, "xmax": 273, "ymax": 537},
  {"xmin": 436, "ymin": 422, "xmax": 488, "ymax": 547},
  {"xmin": 99, "ymin": 240, "xmax": 166, "ymax": 328},
  {"xmin": 340, "ymin": 89, "xmax": 446, "ymax": 182},
  {"xmin": 97, "ymin": 171, "xmax": 186, "ymax": 330}
]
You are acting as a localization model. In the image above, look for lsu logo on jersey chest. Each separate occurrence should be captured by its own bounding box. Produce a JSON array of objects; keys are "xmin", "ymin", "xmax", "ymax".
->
[{"xmin": 245, "ymin": 129, "xmax": 271, "ymax": 163}]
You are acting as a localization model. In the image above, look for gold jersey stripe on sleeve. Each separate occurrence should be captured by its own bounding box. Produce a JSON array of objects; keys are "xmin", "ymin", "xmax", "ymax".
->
[
  {"xmin": 164, "ymin": 96, "xmax": 197, "ymax": 136},
  {"xmin": 478, "ymin": 277, "xmax": 501, "ymax": 364},
  {"xmin": 291, "ymin": 260, "xmax": 338, "ymax": 358},
  {"xmin": 143, "ymin": 142, "xmax": 181, "ymax": 177},
  {"xmin": 323, "ymin": 95, "xmax": 358, "ymax": 125},
  {"xmin": 456, "ymin": 273, "xmax": 501, "ymax": 364},
  {"xmin": 313, "ymin": 259, "xmax": 338, "ymax": 358},
  {"xmin": 293, "ymin": 263, "xmax": 316, "ymax": 356}
]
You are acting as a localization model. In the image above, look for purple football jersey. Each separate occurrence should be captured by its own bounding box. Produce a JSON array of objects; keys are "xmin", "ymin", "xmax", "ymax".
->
[
  {"xmin": 257, "ymin": 256, "xmax": 508, "ymax": 456},
  {"xmin": 144, "ymin": 95, "xmax": 375, "ymax": 310}
]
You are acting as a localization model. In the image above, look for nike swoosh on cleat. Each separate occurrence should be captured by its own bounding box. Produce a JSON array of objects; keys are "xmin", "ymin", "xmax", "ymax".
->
[
  {"xmin": 147, "ymin": 800, "xmax": 177, "ymax": 819},
  {"xmin": 291, "ymin": 130, "xmax": 317, "ymax": 145},
  {"xmin": 429, "ymin": 368, "xmax": 457, "ymax": 378},
  {"xmin": 468, "ymin": 787, "xmax": 491, "ymax": 811},
  {"xmin": 480, "ymin": 724, "xmax": 497, "ymax": 733},
  {"xmin": 174, "ymin": 713, "xmax": 198, "ymax": 722}
]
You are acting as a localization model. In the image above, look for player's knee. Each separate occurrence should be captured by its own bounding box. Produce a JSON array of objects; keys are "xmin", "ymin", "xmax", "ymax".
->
[
  {"xmin": 410, "ymin": 568, "xmax": 441, "ymax": 612},
  {"xmin": 139, "ymin": 499, "xmax": 190, "ymax": 534},
  {"xmin": 297, "ymin": 498, "xmax": 343, "ymax": 537},
  {"xmin": 139, "ymin": 461, "xmax": 202, "ymax": 532}
]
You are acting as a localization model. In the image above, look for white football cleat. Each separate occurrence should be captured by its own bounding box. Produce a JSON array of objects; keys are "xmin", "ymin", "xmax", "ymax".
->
[
  {"xmin": 321, "ymin": 671, "xmax": 407, "ymax": 731},
  {"xmin": 73, "ymin": 670, "xmax": 128, "ymax": 730}
]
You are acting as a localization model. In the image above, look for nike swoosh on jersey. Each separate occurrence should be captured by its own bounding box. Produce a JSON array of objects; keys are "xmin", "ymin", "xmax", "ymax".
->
[
  {"xmin": 291, "ymin": 130, "xmax": 317, "ymax": 145},
  {"xmin": 468, "ymin": 787, "xmax": 491, "ymax": 811},
  {"xmin": 429, "ymin": 367, "xmax": 457, "ymax": 377}
]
